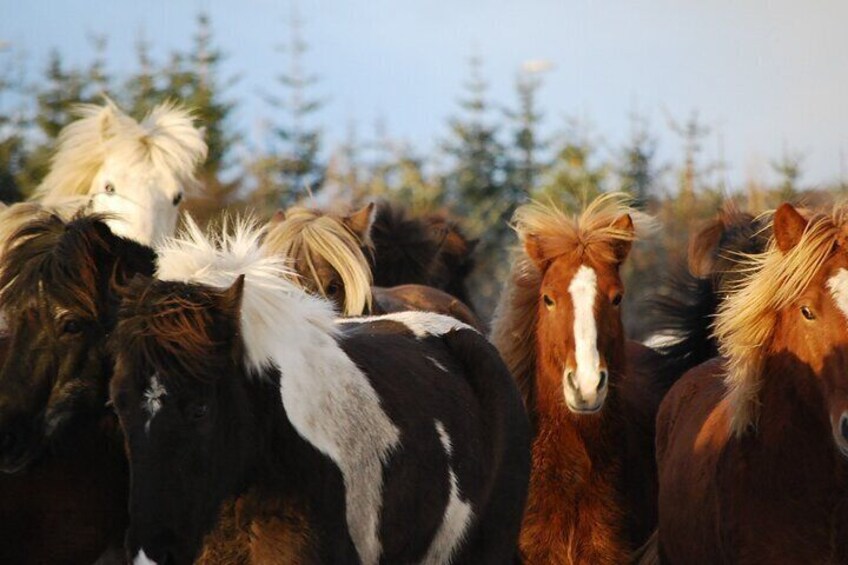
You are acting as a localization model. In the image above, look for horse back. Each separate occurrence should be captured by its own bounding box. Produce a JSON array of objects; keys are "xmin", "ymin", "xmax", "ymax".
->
[
  {"xmin": 372, "ymin": 284, "xmax": 485, "ymax": 332},
  {"xmin": 337, "ymin": 319, "xmax": 529, "ymax": 563}
]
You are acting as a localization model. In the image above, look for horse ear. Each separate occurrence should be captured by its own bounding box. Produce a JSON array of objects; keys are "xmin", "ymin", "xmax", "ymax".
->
[
  {"xmin": 773, "ymin": 203, "xmax": 808, "ymax": 253},
  {"xmin": 345, "ymin": 203, "xmax": 376, "ymax": 244},
  {"xmin": 688, "ymin": 219, "xmax": 725, "ymax": 278},
  {"xmin": 98, "ymin": 101, "xmax": 121, "ymax": 142},
  {"xmin": 611, "ymin": 213, "xmax": 634, "ymax": 264},
  {"xmin": 217, "ymin": 275, "xmax": 245, "ymax": 319},
  {"xmin": 524, "ymin": 234, "xmax": 551, "ymax": 272},
  {"xmin": 271, "ymin": 209, "xmax": 286, "ymax": 224}
]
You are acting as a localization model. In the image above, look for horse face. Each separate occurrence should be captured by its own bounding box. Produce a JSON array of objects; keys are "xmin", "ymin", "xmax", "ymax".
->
[
  {"xmin": 293, "ymin": 249, "xmax": 348, "ymax": 312},
  {"xmin": 111, "ymin": 281, "xmax": 252, "ymax": 565},
  {"xmin": 770, "ymin": 204, "xmax": 848, "ymax": 458},
  {"xmin": 526, "ymin": 214, "xmax": 633, "ymax": 414},
  {"xmin": 88, "ymin": 155, "xmax": 183, "ymax": 247},
  {"xmin": 0, "ymin": 301, "xmax": 108, "ymax": 473}
]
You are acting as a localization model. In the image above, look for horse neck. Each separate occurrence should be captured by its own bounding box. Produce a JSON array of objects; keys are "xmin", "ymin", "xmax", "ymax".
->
[{"xmin": 533, "ymin": 338, "xmax": 626, "ymax": 462}]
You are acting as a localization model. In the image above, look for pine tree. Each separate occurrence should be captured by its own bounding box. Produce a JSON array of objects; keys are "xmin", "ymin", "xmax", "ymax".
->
[
  {"xmin": 0, "ymin": 45, "xmax": 30, "ymax": 202},
  {"xmin": 264, "ymin": 7, "xmax": 325, "ymax": 207},
  {"xmin": 771, "ymin": 148, "xmax": 803, "ymax": 202},
  {"xmin": 442, "ymin": 56, "xmax": 506, "ymax": 230},
  {"xmin": 536, "ymin": 116, "xmax": 607, "ymax": 207},
  {"xmin": 618, "ymin": 112, "xmax": 663, "ymax": 207},
  {"xmin": 505, "ymin": 64, "xmax": 549, "ymax": 197}
]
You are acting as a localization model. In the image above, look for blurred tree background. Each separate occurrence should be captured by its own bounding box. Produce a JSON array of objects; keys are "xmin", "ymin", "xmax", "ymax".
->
[{"xmin": 0, "ymin": 12, "xmax": 839, "ymax": 333}]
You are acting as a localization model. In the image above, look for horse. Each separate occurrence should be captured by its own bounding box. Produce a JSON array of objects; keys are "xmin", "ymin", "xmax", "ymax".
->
[
  {"xmin": 0, "ymin": 213, "xmax": 156, "ymax": 563},
  {"xmin": 263, "ymin": 203, "xmax": 484, "ymax": 331},
  {"xmin": 646, "ymin": 203, "xmax": 770, "ymax": 389},
  {"xmin": 32, "ymin": 98, "xmax": 207, "ymax": 246},
  {"xmin": 368, "ymin": 200, "xmax": 478, "ymax": 307},
  {"xmin": 109, "ymin": 217, "xmax": 530, "ymax": 565},
  {"xmin": 656, "ymin": 202, "xmax": 848, "ymax": 563},
  {"xmin": 490, "ymin": 193, "xmax": 660, "ymax": 563}
]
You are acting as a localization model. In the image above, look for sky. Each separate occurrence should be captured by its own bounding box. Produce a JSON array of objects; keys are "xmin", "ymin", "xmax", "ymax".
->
[{"xmin": 2, "ymin": 0, "xmax": 848, "ymax": 188}]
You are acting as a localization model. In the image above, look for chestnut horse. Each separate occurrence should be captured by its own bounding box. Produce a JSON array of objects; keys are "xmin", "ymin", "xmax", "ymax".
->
[
  {"xmin": 111, "ymin": 217, "xmax": 529, "ymax": 564},
  {"xmin": 263, "ymin": 203, "xmax": 484, "ymax": 331},
  {"xmin": 490, "ymin": 194, "xmax": 659, "ymax": 563},
  {"xmin": 0, "ymin": 213, "xmax": 155, "ymax": 563},
  {"xmin": 657, "ymin": 203, "xmax": 848, "ymax": 563}
]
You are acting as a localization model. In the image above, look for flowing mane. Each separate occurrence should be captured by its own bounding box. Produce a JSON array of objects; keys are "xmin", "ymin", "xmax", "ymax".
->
[
  {"xmin": 491, "ymin": 192, "xmax": 645, "ymax": 412},
  {"xmin": 714, "ymin": 205, "xmax": 848, "ymax": 436},
  {"xmin": 156, "ymin": 215, "xmax": 337, "ymax": 373},
  {"xmin": 263, "ymin": 206, "xmax": 373, "ymax": 316},
  {"xmin": 34, "ymin": 99, "xmax": 207, "ymax": 204}
]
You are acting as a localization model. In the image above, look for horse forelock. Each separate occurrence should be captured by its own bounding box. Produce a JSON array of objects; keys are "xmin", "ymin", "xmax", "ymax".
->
[
  {"xmin": 0, "ymin": 213, "xmax": 113, "ymax": 319},
  {"xmin": 34, "ymin": 100, "xmax": 207, "ymax": 202},
  {"xmin": 264, "ymin": 207, "xmax": 373, "ymax": 316},
  {"xmin": 715, "ymin": 205, "xmax": 848, "ymax": 436},
  {"xmin": 156, "ymin": 214, "xmax": 338, "ymax": 375}
]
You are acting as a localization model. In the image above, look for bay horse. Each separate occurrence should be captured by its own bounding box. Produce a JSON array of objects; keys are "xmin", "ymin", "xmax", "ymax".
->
[
  {"xmin": 657, "ymin": 203, "xmax": 848, "ymax": 563},
  {"xmin": 110, "ymin": 217, "xmax": 530, "ymax": 564},
  {"xmin": 0, "ymin": 213, "xmax": 155, "ymax": 563},
  {"xmin": 263, "ymin": 203, "xmax": 484, "ymax": 330},
  {"xmin": 647, "ymin": 203, "xmax": 770, "ymax": 389},
  {"xmin": 490, "ymin": 193, "xmax": 659, "ymax": 563},
  {"xmin": 32, "ymin": 98, "xmax": 207, "ymax": 246},
  {"xmin": 369, "ymin": 200, "xmax": 478, "ymax": 308}
]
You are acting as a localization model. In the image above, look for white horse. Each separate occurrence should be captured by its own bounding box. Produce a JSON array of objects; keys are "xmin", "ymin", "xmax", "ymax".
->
[{"xmin": 33, "ymin": 99, "xmax": 207, "ymax": 246}]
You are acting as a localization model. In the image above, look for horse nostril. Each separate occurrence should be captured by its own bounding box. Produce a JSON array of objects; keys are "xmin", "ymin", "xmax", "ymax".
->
[
  {"xmin": 598, "ymin": 370, "xmax": 608, "ymax": 392},
  {"xmin": 566, "ymin": 371, "xmax": 577, "ymax": 391},
  {"xmin": 840, "ymin": 414, "xmax": 848, "ymax": 442}
]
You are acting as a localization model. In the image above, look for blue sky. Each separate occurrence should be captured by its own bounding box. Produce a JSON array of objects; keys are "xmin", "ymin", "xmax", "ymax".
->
[{"xmin": 3, "ymin": 0, "xmax": 848, "ymax": 188}]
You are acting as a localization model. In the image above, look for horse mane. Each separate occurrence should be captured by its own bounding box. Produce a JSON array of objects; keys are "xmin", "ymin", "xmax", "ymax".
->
[
  {"xmin": 34, "ymin": 99, "xmax": 207, "ymax": 204},
  {"xmin": 715, "ymin": 205, "xmax": 848, "ymax": 436},
  {"xmin": 0, "ymin": 213, "xmax": 119, "ymax": 318},
  {"xmin": 262, "ymin": 206, "xmax": 373, "ymax": 316},
  {"xmin": 156, "ymin": 215, "xmax": 338, "ymax": 374},
  {"xmin": 490, "ymin": 192, "xmax": 647, "ymax": 415},
  {"xmin": 647, "ymin": 203, "xmax": 769, "ymax": 391}
]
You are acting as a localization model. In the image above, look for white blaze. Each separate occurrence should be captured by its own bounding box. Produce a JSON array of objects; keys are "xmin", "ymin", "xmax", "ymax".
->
[
  {"xmin": 828, "ymin": 268, "xmax": 848, "ymax": 319},
  {"xmin": 143, "ymin": 374, "xmax": 167, "ymax": 435},
  {"xmin": 565, "ymin": 265, "xmax": 602, "ymax": 406},
  {"xmin": 133, "ymin": 549, "xmax": 158, "ymax": 565}
]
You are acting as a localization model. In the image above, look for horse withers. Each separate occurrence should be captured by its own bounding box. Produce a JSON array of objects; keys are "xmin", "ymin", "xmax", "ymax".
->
[
  {"xmin": 111, "ymin": 218, "xmax": 530, "ymax": 565},
  {"xmin": 657, "ymin": 203, "xmax": 848, "ymax": 563}
]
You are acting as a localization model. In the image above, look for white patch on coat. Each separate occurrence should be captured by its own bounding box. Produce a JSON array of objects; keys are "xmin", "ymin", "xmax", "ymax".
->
[
  {"xmin": 422, "ymin": 421, "xmax": 473, "ymax": 564},
  {"xmin": 434, "ymin": 419, "xmax": 452, "ymax": 457},
  {"xmin": 342, "ymin": 311, "xmax": 475, "ymax": 338},
  {"xmin": 132, "ymin": 549, "xmax": 157, "ymax": 565},
  {"xmin": 565, "ymin": 265, "xmax": 603, "ymax": 406},
  {"xmin": 156, "ymin": 216, "xmax": 399, "ymax": 565},
  {"xmin": 428, "ymin": 356, "xmax": 448, "ymax": 373},
  {"xmin": 828, "ymin": 268, "xmax": 848, "ymax": 320},
  {"xmin": 143, "ymin": 374, "xmax": 167, "ymax": 434}
]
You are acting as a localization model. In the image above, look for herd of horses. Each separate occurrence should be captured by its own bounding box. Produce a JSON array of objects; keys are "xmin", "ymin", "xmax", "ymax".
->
[{"xmin": 0, "ymin": 100, "xmax": 846, "ymax": 565}]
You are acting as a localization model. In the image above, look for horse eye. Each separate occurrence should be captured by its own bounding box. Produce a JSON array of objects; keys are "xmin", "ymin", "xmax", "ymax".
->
[
  {"xmin": 543, "ymin": 294, "xmax": 555, "ymax": 309},
  {"xmin": 104, "ymin": 182, "xmax": 115, "ymax": 194},
  {"xmin": 612, "ymin": 293, "xmax": 623, "ymax": 307},
  {"xmin": 172, "ymin": 193, "xmax": 183, "ymax": 206},
  {"xmin": 801, "ymin": 306, "xmax": 816, "ymax": 321},
  {"xmin": 62, "ymin": 319, "xmax": 82, "ymax": 334},
  {"xmin": 326, "ymin": 282, "xmax": 340, "ymax": 297},
  {"xmin": 190, "ymin": 402, "xmax": 208, "ymax": 420}
]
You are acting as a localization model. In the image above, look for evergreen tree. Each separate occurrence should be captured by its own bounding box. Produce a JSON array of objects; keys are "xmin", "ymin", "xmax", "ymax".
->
[
  {"xmin": 617, "ymin": 112, "xmax": 662, "ymax": 207},
  {"xmin": 0, "ymin": 45, "xmax": 30, "ymax": 202},
  {"xmin": 536, "ymin": 116, "xmax": 607, "ymax": 206},
  {"xmin": 264, "ymin": 7, "xmax": 325, "ymax": 206},
  {"xmin": 771, "ymin": 148, "xmax": 803, "ymax": 202},
  {"xmin": 505, "ymin": 63, "xmax": 549, "ymax": 196}
]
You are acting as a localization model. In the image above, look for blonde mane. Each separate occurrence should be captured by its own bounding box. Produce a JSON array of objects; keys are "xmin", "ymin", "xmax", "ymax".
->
[
  {"xmin": 263, "ymin": 206, "xmax": 373, "ymax": 316},
  {"xmin": 156, "ymin": 215, "xmax": 337, "ymax": 374},
  {"xmin": 714, "ymin": 206, "xmax": 848, "ymax": 436},
  {"xmin": 490, "ymin": 192, "xmax": 646, "ymax": 410},
  {"xmin": 34, "ymin": 99, "xmax": 207, "ymax": 205}
]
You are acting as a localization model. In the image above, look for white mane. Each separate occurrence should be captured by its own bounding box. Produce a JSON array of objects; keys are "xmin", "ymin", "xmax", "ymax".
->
[
  {"xmin": 34, "ymin": 99, "xmax": 207, "ymax": 204},
  {"xmin": 155, "ymin": 215, "xmax": 338, "ymax": 373}
]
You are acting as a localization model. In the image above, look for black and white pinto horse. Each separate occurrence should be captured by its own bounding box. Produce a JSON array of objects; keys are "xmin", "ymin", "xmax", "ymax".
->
[{"xmin": 112, "ymin": 218, "xmax": 530, "ymax": 565}]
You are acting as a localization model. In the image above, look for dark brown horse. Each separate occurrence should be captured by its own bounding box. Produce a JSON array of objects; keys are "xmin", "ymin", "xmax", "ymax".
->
[
  {"xmin": 0, "ymin": 213, "xmax": 155, "ymax": 563},
  {"xmin": 490, "ymin": 194, "xmax": 660, "ymax": 563},
  {"xmin": 263, "ymin": 203, "xmax": 484, "ymax": 331},
  {"xmin": 657, "ymin": 203, "xmax": 848, "ymax": 563},
  {"xmin": 110, "ymin": 217, "xmax": 529, "ymax": 564}
]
